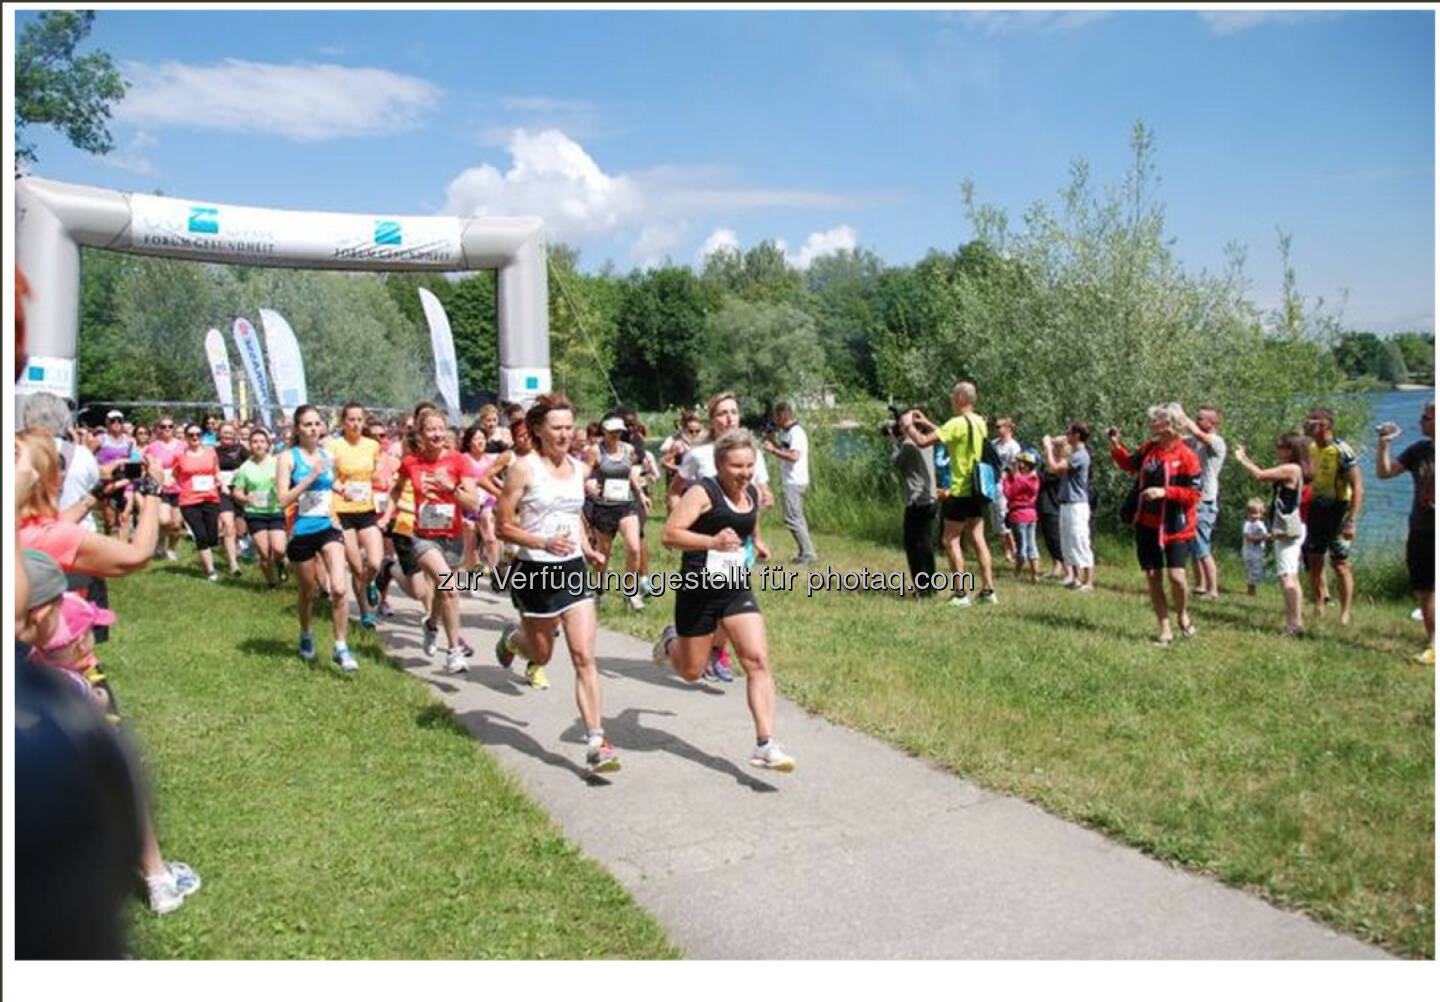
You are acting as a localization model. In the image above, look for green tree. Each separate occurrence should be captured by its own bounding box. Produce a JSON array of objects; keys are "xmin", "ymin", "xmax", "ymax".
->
[
  {"xmin": 804, "ymin": 247, "xmax": 885, "ymax": 395},
  {"xmin": 699, "ymin": 296, "xmax": 824, "ymax": 409},
  {"xmin": 1392, "ymin": 332, "xmax": 1434, "ymax": 382},
  {"xmin": 549, "ymin": 244, "xmax": 623, "ymax": 412},
  {"xmin": 16, "ymin": 11, "xmax": 127, "ymax": 166},
  {"xmin": 1333, "ymin": 332, "xmax": 1386, "ymax": 379},
  {"xmin": 610, "ymin": 267, "xmax": 709, "ymax": 409}
]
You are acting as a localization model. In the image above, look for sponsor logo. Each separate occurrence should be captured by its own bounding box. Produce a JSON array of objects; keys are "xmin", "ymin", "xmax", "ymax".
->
[
  {"xmin": 374, "ymin": 220, "xmax": 402, "ymax": 246},
  {"xmin": 188, "ymin": 207, "xmax": 219, "ymax": 234},
  {"xmin": 27, "ymin": 365, "xmax": 45, "ymax": 382},
  {"xmin": 525, "ymin": 376, "xmax": 539, "ymax": 390}
]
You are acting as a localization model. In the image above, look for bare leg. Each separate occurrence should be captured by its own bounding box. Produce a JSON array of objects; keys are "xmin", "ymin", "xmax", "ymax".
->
[
  {"xmin": 1280, "ymin": 573, "xmax": 1303, "ymax": 632},
  {"xmin": 220, "ymin": 511, "xmax": 239, "ymax": 573},
  {"xmin": 724, "ymin": 613, "xmax": 777, "ymax": 741},
  {"xmin": 321, "ymin": 542, "xmax": 349, "ymax": 645},
  {"xmin": 1334, "ymin": 558, "xmax": 1355, "ymax": 625},
  {"xmin": 296, "ymin": 555, "xmax": 318, "ymax": 632},
  {"xmin": 418, "ymin": 549, "xmax": 460, "ymax": 648},
  {"xmin": 560, "ymin": 600, "xmax": 603, "ymax": 732},
  {"xmin": 965, "ymin": 518, "xmax": 994, "ymax": 592},
  {"xmin": 1145, "ymin": 569, "xmax": 1172, "ymax": 640},
  {"xmin": 1169, "ymin": 568, "xmax": 1191, "ymax": 632},
  {"xmin": 1421, "ymin": 589, "xmax": 1435, "ymax": 648}
]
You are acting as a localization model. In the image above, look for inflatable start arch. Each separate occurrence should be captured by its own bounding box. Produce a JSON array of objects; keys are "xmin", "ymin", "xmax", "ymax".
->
[{"xmin": 15, "ymin": 176, "xmax": 550, "ymax": 406}]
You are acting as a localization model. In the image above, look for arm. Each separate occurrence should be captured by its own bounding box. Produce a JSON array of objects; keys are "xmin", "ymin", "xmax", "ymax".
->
[
  {"xmin": 1375, "ymin": 436, "xmax": 1405, "ymax": 480},
  {"xmin": 493, "ymin": 459, "xmax": 574, "ymax": 556},
  {"xmin": 901, "ymin": 411, "xmax": 940, "ymax": 449},
  {"xmin": 71, "ymin": 491, "xmax": 162, "ymax": 576},
  {"xmin": 274, "ymin": 451, "xmax": 319, "ymax": 508},
  {"xmin": 1042, "ymin": 436, "xmax": 1070, "ymax": 475},
  {"xmin": 1233, "ymin": 446, "xmax": 1297, "ymax": 485},
  {"xmin": 1185, "ymin": 417, "xmax": 1218, "ymax": 450},
  {"xmin": 475, "ymin": 450, "xmax": 512, "ymax": 499},
  {"xmin": 661, "ymin": 484, "xmax": 728, "ymax": 552},
  {"xmin": 630, "ymin": 465, "xmax": 652, "ymax": 513},
  {"xmin": 1343, "ymin": 463, "xmax": 1364, "ymax": 534},
  {"xmin": 764, "ymin": 436, "xmax": 801, "ymax": 464}
]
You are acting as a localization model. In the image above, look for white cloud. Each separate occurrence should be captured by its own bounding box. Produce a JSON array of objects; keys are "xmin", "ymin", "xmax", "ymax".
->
[
  {"xmin": 1198, "ymin": 11, "xmax": 1337, "ymax": 34},
  {"xmin": 632, "ymin": 223, "xmax": 688, "ymax": 270},
  {"xmin": 697, "ymin": 228, "xmax": 740, "ymax": 263},
  {"xmin": 101, "ymin": 130, "xmax": 158, "ymax": 175},
  {"xmin": 115, "ymin": 59, "xmax": 442, "ymax": 140},
  {"xmin": 951, "ymin": 11, "xmax": 1111, "ymax": 35},
  {"xmin": 785, "ymin": 225, "xmax": 858, "ymax": 270},
  {"xmin": 442, "ymin": 129, "xmax": 856, "ymax": 253},
  {"xmin": 478, "ymin": 96, "xmax": 604, "ymax": 146}
]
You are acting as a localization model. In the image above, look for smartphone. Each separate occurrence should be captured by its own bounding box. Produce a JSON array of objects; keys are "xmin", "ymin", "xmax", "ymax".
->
[
  {"xmin": 120, "ymin": 461, "xmax": 144, "ymax": 480},
  {"xmin": 1375, "ymin": 421, "xmax": 1401, "ymax": 437}
]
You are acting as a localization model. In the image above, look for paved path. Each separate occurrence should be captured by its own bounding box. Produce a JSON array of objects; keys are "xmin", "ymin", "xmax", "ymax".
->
[{"xmin": 375, "ymin": 587, "xmax": 1389, "ymax": 960}]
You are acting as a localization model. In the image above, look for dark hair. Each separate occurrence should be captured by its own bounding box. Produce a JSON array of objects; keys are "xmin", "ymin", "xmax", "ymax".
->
[
  {"xmin": 525, "ymin": 393, "xmax": 575, "ymax": 440},
  {"xmin": 1276, "ymin": 431, "xmax": 1314, "ymax": 483},
  {"xmin": 460, "ymin": 419, "xmax": 486, "ymax": 455},
  {"xmin": 774, "ymin": 401, "xmax": 793, "ymax": 418},
  {"xmin": 290, "ymin": 405, "xmax": 320, "ymax": 447},
  {"xmin": 342, "ymin": 401, "xmax": 367, "ymax": 422},
  {"xmin": 586, "ymin": 421, "xmax": 603, "ymax": 440},
  {"xmin": 1067, "ymin": 421, "xmax": 1090, "ymax": 442},
  {"xmin": 405, "ymin": 402, "xmax": 439, "ymax": 455}
]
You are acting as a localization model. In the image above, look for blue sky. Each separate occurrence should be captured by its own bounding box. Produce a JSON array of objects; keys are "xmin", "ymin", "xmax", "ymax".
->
[{"xmin": 14, "ymin": 7, "xmax": 1436, "ymax": 333}]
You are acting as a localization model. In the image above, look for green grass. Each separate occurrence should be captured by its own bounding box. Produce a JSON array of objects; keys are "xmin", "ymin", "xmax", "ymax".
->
[
  {"xmin": 103, "ymin": 562, "xmax": 678, "ymax": 959},
  {"xmin": 604, "ymin": 510, "xmax": 1435, "ymax": 958}
]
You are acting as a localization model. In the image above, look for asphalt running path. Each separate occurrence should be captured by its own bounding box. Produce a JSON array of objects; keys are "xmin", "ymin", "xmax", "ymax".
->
[{"xmin": 374, "ymin": 585, "xmax": 1388, "ymax": 960}]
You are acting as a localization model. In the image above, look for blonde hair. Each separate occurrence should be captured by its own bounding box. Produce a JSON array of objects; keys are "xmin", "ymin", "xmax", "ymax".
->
[
  {"xmin": 952, "ymin": 382, "xmax": 977, "ymax": 406},
  {"xmin": 713, "ymin": 428, "xmax": 758, "ymax": 466},
  {"xmin": 1148, "ymin": 402, "xmax": 1189, "ymax": 437},
  {"xmin": 17, "ymin": 429, "xmax": 61, "ymax": 521},
  {"xmin": 1246, "ymin": 497, "xmax": 1267, "ymax": 517},
  {"xmin": 706, "ymin": 392, "xmax": 739, "ymax": 424}
]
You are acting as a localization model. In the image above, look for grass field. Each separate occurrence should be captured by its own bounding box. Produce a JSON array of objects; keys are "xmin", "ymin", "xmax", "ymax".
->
[
  {"xmin": 103, "ymin": 562, "xmax": 678, "ymax": 960},
  {"xmin": 598, "ymin": 516, "xmax": 1435, "ymax": 958}
]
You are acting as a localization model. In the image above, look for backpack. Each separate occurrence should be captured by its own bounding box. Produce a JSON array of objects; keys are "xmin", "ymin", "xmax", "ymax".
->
[{"xmin": 962, "ymin": 415, "xmax": 1002, "ymax": 501}]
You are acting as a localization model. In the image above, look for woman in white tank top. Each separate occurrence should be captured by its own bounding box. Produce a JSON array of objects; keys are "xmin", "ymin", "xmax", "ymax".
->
[{"xmin": 495, "ymin": 394, "xmax": 619, "ymax": 774}]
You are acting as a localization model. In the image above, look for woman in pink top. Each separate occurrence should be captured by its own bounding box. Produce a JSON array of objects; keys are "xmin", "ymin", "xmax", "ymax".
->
[
  {"xmin": 174, "ymin": 423, "xmax": 223, "ymax": 581},
  {"xmin": 142, "ymin": 415, "xmax": 187, "ymax": 560},
  {"xmin": 1002, "ymin": 451, "xmax": 1042, "ymax": 583},
  {"xmin": 461, "ymin": 421, "xmax": 502, "ymax": 571}
]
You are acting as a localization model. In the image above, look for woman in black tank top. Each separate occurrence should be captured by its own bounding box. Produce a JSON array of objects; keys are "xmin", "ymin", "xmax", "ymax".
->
[
  {"xmin": 653, "ymin": 429, "xmax": 797, "ymax": 773},
  {"xmin": 1235, "ymin": 432, "xmax": 1312, "ymax": 635}
]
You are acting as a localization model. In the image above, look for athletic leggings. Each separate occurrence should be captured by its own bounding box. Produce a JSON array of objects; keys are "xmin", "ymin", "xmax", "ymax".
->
[{"xmin": 180, "ymin": 501, "xmax": 221, "ymax": 551}]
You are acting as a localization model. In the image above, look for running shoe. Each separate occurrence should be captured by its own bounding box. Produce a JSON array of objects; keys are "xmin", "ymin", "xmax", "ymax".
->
[
  {"xmin": 627, "ymin": 594, "xmax": 646, "ymax": 612},
  {"xmin": 1411, "ymin": 608, "xmax": 1424, "ymax": 622},
  {"xmin": 146, "ymin": 861, "xmax": 202, "ymax": 915},
  {"xmin": 277, "ymin": 562, "xmax": 289, "ymax": 583},
  {"xmin": 947, "ymin": 594, "xmax": 973, "ymax": 609},
  {"xmin": 206, "ymin": 571, "xmax": 220, "ymax": 582},
  {"xmin": 495, "ymin": 623, "xmax": 518, "ymax": 669},
  {"xmin": 1075, "ymin": 584, "xmax": 1094, "ymax": 593},
  {"xmin": 749, "ymin": 741, "xmax": 797, "ymax": 772},
  {"xmin": 422, "ymin": 618, "xmax": 439, "ymax": 656},
  {"xmin": 525, "ymin": 663, "xmax": 550, "ymax": 690},
  {"xmin": 585, "ymin": 739, "xmax": 621, "ymax": 773},
  {"xmin": 164, "ymin": 549, "xmax": 178, "ymax": 561},
  {"xmin": 652, "ymin": 624, "xmax": 677, "ymax": 665},
  {"xmin": 459, "ymin": 638, "xmax": 475, "ymax": 658},
  {"xmin": 230, "ymin": 566, "xmax": 243, "ymax": 578},
  {"xmin": 333, "ymin": 645, "xmax": 359, "ymax": 674},
  {"xmin": 366, "ymin": 582, "xmax": 381, "ymax": 608},
  {"xmin": 377, "ymin": 598, "xmax": 394, "ymax": 617},
  {"xmin": 358, "ymin": 612, "xmax": 377, "ymax": 630},
  {"xmin": 298, "ymin": 631, "xmax": 316, "ymax": 661},
  {"xmin": 443, "ymin": 649, "xmax": 470, "ymax": 675},
  {"xmin": 713, "ymin": 649, "xmax": 735, "ymax": 683},
  {"xmin": 979, "ymin": 589, "xmax": 998, "ymax": 605},
  {"xmin": 1415, "ymin": 647, "xmax": 1434, "ymax": 666}
]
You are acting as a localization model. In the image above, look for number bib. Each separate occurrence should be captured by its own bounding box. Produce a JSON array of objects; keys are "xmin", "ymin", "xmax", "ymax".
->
[
  {"xmin": 343, "ymin": 481, "xmax": 374, "ymax": 504},
  {"xmin": 540, "ymin": 513, "xmax": 579, "ymax": 542},
  {"xmin": 248, "ymin": 490, "xmax": 273, "ymax": 510},
  {"xmin": 706, "ymin": 545, "xmax": 748, "ymax": 581},
  {"xmin": 298, "ymin": 490, "xmax": 331, "ymax": 519},
  {"xmin": 375, "ymin": 493, "xmax": 389, "ymax": 514},
  {"xmin": 162, "ymin": 468, "xmax": 176, "ymax": 488},
  {"xmin": 218, "ymin": 470, "xmax": 236, "ymax": 490},
  {"xmin": 418, "ymin": 502, "xmax": 456, "ymax": 532},
  {"xmin": 602, "ymin": 477, "xmax": 631, "ymax": 503},
  {"xmin": 191, "ymin": 474, "xmax": 216, "ymax": 493}
]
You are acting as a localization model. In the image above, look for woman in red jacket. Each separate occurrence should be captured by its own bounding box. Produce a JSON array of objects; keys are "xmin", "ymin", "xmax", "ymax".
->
[{"xmin": 1108, "ymin": 403, "xmax": 1203, "ymax": 646}]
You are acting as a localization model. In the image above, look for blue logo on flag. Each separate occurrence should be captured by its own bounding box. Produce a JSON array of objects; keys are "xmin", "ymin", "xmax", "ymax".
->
[
  {"xmin": 27, "ymin": 365, "xmax": 45, "ymax": 382},
  {"xmin": 188, "ymin": 207, "xmax": 219, "ymax": 234},
  {"xmin": 374, "ymin": 220, "xmax": 402, "ymax": 246},
  {"xmin": 525, "ymin": 376, "xmax": 539, "ymax": 390}
]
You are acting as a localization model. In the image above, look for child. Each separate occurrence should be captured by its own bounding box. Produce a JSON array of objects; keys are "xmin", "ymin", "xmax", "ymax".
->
[
  {"xmin": 1003, "ymin": 452, "xmax": 1042, "ymax": 582},
  {"xmin": 1242, "ymin": 497, "xmax": 1270, "ymax": 596}
]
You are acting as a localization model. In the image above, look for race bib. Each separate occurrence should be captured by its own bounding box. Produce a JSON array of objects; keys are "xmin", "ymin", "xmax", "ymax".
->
[
  {"xmin": 343, "ymin": 481, "xmax": 374, "ymax": 504},
  {"xmin": 540, "ymin": 512, "xmax": 579, "ymax": 541},
  {"xmin": 218, "ymin": 470, "xmax": 236, "ymax": 489},
  {"xmin": 298, "ymin": 490, "xmax": 331, "ymax": 519},
  {"xmin": 706, "ymin": 545, "xmax": 748, "ymax": 582},
  {"xmin": 375, "ymin": 494, "xmax": 389, "ymax": 514},
  {"xmin": 191, "ymin": 475, "xmax": 215, "ymax": 492},
  {"xmin": 602, "ymin": 477, "xmax": 631, "ymax": 503},
  {"xmin": 418, "ymin": 502, "xmax": 456, "ymax": 531},
  {"xmin": 162, "ymin": 468, "xmax": 176, "ymax": 487},
  {"xmin": 248, "ymin": 489, "xmax": 273, "ymax": 510}
]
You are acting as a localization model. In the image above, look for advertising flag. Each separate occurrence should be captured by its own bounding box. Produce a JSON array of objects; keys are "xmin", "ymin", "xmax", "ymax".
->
[
  {"xmin": 232, "ymin": 316, "xmax": 274, "ymax": 428},
  {"xmin": 418, "ymin": 287, "xmax": 462, "ymax": 426},
  {"xmin": 258, "ymin": 308, "xmax": 309, "ymax": 409},
  {"xmin": 204, "ymin": 328, "xmax": 237, "ymax": 421}
]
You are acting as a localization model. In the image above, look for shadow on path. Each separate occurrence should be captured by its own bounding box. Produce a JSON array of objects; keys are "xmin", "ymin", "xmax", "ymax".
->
[
  {"xmin": 453, "ymin": 707, "xmax": 611, "ymax": 786},
  {"xmin": 588, "ymin": 708, "xmax": 778, "ymax": 793}
]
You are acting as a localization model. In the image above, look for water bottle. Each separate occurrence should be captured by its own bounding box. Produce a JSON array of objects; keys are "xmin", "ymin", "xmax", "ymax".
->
[{"xmin": 934, "ymin": 442, "xmax": 952, "ymax": 491}]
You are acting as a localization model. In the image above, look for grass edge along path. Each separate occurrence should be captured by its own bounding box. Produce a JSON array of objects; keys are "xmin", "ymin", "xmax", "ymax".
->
[
  {"xmin": 102, "ymin": 562, "xmax": 679, "ymax": 960},
  {"xmin": 596, "ymin": 523, "xmax": 1434, "ymax": 959}
]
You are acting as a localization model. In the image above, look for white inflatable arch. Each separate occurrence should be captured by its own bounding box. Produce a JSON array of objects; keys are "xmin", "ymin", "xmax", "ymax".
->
[{"xmin": 15, "ymin": 175, "xmax": 550, "ymax": 406}]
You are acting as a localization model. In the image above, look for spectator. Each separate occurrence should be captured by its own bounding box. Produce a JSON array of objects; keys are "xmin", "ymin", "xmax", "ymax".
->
[
  {"xmin": 990, "ymin": 417, "xmax": 1023, "ymax": 568},
  {"xmin": 763, "ymin": 401, "xmax": 817, "ymax": 565},
  {"xmin": 1376, "ymin": 400, "xmax": 1434, "ymax": 662},
  {"xmin": 1043, "ymin": 422, "xmax": 1095, "ymax": 592},
  {"xmin": 888, "ymin": 418, "xmax": 937, "ymax": 596},
  {"xmin": 1184, "ymin": 406, "xmax": 1228, "ymax": 600},
  {"xmin": 1235, "ymin": 432, "xmax": 1312, "ymax": 635},
  {"xmin": 1302, "ymin": 407, "xmax": 1364, "ymax": 625}
]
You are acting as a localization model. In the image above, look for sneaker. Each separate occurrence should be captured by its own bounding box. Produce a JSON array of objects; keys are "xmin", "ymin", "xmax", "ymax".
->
[
  {"xmin": 230, "ymin": 567, "xmax": 243, "ymax": 578},
  {"xmin": 298, "ymin": 631, "xmax": 316, "ymax": 661},
  {"xmin": 947, "ymin": 594, "xmax": 973, "ymax": 609},
  {"xmin": 1416, "ymin": 647, "xmax": 1435, "ymax": 666},
  {"xmin": 1058, "ymin": 577, "xmax": 1075, "ymax": 588},
  {"xmin": 628, "ymin": 594, "xmax": 646, "ymax": 611},
  {"xmin": 702, "ymin": 649, "xmax": 722, "ymax": 682},
  {"xmin": 277, "ymin": 563, "xmax": 289, "ymax": 583},
  {"xmin": 377, "ymin": 598, "xmax": 394, "ymax": 617},
  {"xmin": 652, "ymin": 624, "xmax": 678, "ymax": 666},
  {"xmin": 1411, "ymin": 608, "xmax": 1424, "ymax": 622},
  {"xmin": 422, "ymin": 618, "xmax": 439, "ymax": 656},
  {"xmin": 979, "ymin": 589, "xmax": 998, "ymax": 605},
  {"xmin": 360, "ymin": 613, "xmax": 378, "ymax": 631},
  {"xmin": 459, "ymin": 638, "xmax": 475, "ymax": 658},
  {"xmin": 146, "ymin": 861, "xmax": 202, "ymax": 915},
  {"xmin": 443, "ymin": 649, "xmax": 470, "ymax": 674},
  {"xmin": 749, "ymin": 741, "xmax": 797, "ymax": 772},
  {"xmin": 495, "ymin": 623, "xmax": 518, "ymax": 669},
  {"xmin": 525, "ymin": 663, "xmax": 550, "ymax": 690},
  {"xmin": 205, "ymin": 571, "xmax": 220, "ymax": 582},
  {"xmin": 164, "ymin": 549, "xmax": 178, "ymax": 561},
  {"xmin": 366, "ymin": 582, "xmax": 380, "ymax": 608},
  {"xmin": 1076, "ymin": 584, "xmax": 1094, "ymax": 593},
  {"xmin": 333, "ymin": 645, "xmax": 358, "ymax": 674},
  {"xmin": 585, "ymin": 739, "xmax": 621, "ymax": 773},
  {"xmin": 713, "ymin": 648, "xmax": 736, "ymax": 683}
]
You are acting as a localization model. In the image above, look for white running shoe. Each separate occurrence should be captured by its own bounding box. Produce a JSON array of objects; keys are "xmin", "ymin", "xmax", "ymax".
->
[
  {"xmin": 443, "ymin": 649, "xmax": 470, "ymax": 674},
  {"xmin": 422, "ymin": 618, "xmax": 439, "ymax": 656},
  {"xmin": 652, "ymin": 624, "xmax": 678, "ymax": 665},
  {"xmin": 628, "ymin": 594, "xmax": 646, "ymax": 612},
  {"xmin": 749, "ymin": 741, "xmax": 797, "ymax": 772}
]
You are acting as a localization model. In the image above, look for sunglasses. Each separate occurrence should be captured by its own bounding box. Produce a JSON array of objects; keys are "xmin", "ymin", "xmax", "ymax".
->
[
  {"xmin": 158, "ymin": 423, "xmax": 175, "ymax": 429},
  {"xmin": 186, "ymin": 432, "xmax": 201, "ymax": 438}
]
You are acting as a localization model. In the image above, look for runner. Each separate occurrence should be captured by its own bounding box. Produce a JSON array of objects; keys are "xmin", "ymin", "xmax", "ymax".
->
[
  {"xmin": 231, "ymin": 427, "xmax": 286, "ymax": 588},
  {"xmin": 142, "ymin": 416, "xmax": 186, "ymax": 560},
  {"xmin": 659, "ymin": 410, "xmax": 704, "ymax": 490},
  {"xmin": 215, "ymin": 421, "xmax": 248, "ymax": 577},
  {"xmin": 332, "ymin": 402, "xmax": 384, "ymax": 630},
  {"xmin": 585, "ymin": 413, "xmax": 651, "ymax": 611},
  {"xmin": 93, "ymin": 410, "xmax": 140, "ymax": 542},
  {"xmin": 275, "ymin": 405, "xmax": 358, "ymax": 673},
  {"xmin": 493, "ymin": 393, "xmax": 619, "ymax": 773},
  {"xmin": 377, "ymin": 402, "xmax": 442, "ymax": 637},
  {"xmin": 651, "ymin": 428, "xmax": 797, "ymax": 772},
  {"xmin": 669, "ymin": 392, "xmax": 775, "ymax": 682},
  {"xmin": 460, "ymin": 419, "xmax": 502, "ymax": 573},
  {"xmin": 391, "ymin": 408, "xmax": 482, "ymax": 674},
  {"xmin": 369, "ymin": 417, "xmax": 401, "ymax": 616},
  {"xmin": 173, "ymin": 424, "xmax": 224, "ymax": 581}
]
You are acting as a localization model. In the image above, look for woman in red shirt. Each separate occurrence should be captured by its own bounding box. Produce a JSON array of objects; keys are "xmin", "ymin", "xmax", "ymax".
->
[
  {"xmin": 174, "ymin": 424, "xmax": 223, "ymax": 581},
  {"xmin": 1108, "ymin": 403, "xmax": 1203, "ymax": 646},
  {"xmin": 392, "ymin": 409, "xmax": 482, "ymax": 674}
]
